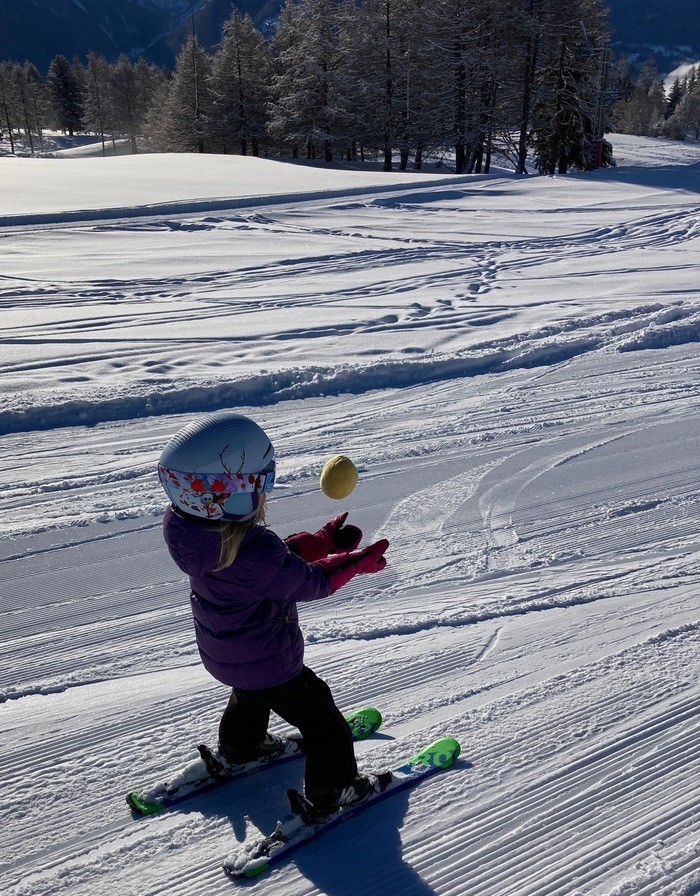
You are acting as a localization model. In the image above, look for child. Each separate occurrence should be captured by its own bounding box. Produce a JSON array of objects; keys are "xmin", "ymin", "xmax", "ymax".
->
[{"xmin": 158, "ymin": 410, "xmax": 390, "ymax": 814}]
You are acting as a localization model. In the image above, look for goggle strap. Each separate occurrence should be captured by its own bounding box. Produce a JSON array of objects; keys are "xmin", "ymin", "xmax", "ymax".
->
[{"xmin": 159, "ymin": 465, "xmax": 275, "ymax": 496}]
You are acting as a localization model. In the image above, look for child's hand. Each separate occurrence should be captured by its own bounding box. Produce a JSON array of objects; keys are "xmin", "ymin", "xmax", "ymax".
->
[
  {"xmin": 317, "ymin": 539, "xmax": 390, "ymax": 593},
  {"xmin": 321, "ymin": 511, "xmax": 363, "ymax": 553},
  {"xmin": 348, "ymin": 539, "xmax": 389, "ymax": 573},
  {"xmin": 285, "ymin": 511, "xmax": 362, "ymax": 561}
]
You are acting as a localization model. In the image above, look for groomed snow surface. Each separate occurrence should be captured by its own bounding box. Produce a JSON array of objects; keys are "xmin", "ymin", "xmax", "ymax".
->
[{"xmin": 1, "ymin": 134, "xmax": 699, "ymax": 896}]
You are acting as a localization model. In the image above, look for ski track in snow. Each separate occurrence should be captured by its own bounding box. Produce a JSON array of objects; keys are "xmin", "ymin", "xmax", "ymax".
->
[
  {"xmin": 1, "ymin": 136, "xmax": 699, "ymax": 896},
  {"xmin": 1, "ymin": 166, "xmax": 699, "ymax": 437}
]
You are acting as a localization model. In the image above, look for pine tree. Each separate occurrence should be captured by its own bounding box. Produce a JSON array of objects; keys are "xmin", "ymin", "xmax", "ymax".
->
[
  {"xmin": 347, "ymin": 0, "xmax": 429, "ymax": 171},
  {"xmin": 380, "ymin": 0, "xmax": 434, "ymax": 171},
  {"xmin": 268, "ymin": 0, "xmax": 346, "ymax": 162},
  {"xmin": 513, "ymin": 0, "xmax": 542, "ymax": 174},
  {"xmin": 611, "ymin": 58, "xmax": 667, "ymax": 137},
  {"xmin": 529, "ymin": 0, "xmax": 609, "ymax": 174},
  {"xmin": 394, "ymin": 0, "xmax": 437, "ymax": 170},
  {"xmin": 46, "ymin": 54, "xmax": 83, "ymax": 135},
  {"xmin": 665, "ymin": 73, "xmax": 700, "ymax": 140},
  {"xmin": 423, "ymin": 0, "xmax": 478, "ymax": 174},
  {"xmin": 427, "ymin": 0, "xmax": 567, "ymax": 176},
  {"xmin": 210, "ymin": 11, "xmax": 272, "ymax": 155},
  {"xmin": 329, "ymin": 1, "xmax": 366, "ymax": 160},
  {"xmin": 148, "ymin": 35, "xmax": 215, "ymax": 153},
  {"xmin": 11, "ymin": 62, "xmax": 41, "ymax": 153},
  {"xmin": 133, "ymin": 58, "xmax": 166, "ymax": 150},
  {"xmin": 464, "ymin": 0, "xmax": 517, "ymax": 173},
  {"xmin": 111, "ymin": 55, "xmax": 147, "ymax": 154},
  {"xmin": 531, "ymin": 38, "xmax": 584, "ymax": 173},
  {"xmin": 665, "ymin": 77, "xmax": 684, "ymax": 119},
  {"xmin": 685, "ymin": 64, "xmax": 698, "ymax": 95}
]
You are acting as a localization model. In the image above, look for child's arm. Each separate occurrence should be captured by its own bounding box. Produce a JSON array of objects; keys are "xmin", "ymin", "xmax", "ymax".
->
[
  {"xmin": 258, "ymin": 529, "xmax": 334, "ymax": 603},
  {"xmin": 262, "ymin": 530, "xmax": 389, "ymax": 603}
]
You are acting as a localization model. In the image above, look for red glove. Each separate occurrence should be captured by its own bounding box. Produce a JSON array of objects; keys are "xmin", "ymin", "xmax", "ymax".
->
[
  {"xmin": 316, "ymin": 539, "xmax": 389, "ymax": 594},
  {"xmin": 322, "ymin": 511, "xmax": 363, "ymax": 553},
  {"xmin": 286, "ymin": 512, "xmax": 363, "ymax": 562}
]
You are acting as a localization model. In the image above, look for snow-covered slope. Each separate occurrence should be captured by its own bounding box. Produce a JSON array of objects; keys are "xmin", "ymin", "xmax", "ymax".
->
[{"xmin": 1, "ymin": 135, "xmax": 699, "ymax": 896}]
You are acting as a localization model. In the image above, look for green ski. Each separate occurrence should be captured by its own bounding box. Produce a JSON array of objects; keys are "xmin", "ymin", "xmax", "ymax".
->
[
  {"xmin": 224, "ymin": 736, "xmax": 462, "ymax": 881},
  {"xmin": 126, "ymin": 706, "xmax": 382, "ymax": 816}
]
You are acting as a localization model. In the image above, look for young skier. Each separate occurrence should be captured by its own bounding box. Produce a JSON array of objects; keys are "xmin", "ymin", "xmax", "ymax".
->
[{"xmin": 157, "ymin": 410, "xmax": 390, "ymax": 815}]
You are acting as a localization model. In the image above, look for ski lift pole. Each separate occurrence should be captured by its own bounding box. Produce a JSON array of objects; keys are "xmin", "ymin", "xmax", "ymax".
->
[
  {"xmin": 594, "ymin": 41, "xmax": 610, "ymax": 166},
  {"xmin": 581, "ymin": 21, "xmax": 609, "ymax": 168}
]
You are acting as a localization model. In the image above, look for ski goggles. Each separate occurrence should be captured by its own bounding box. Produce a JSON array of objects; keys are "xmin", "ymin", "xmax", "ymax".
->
[
  {"xmin": 158, "ymin": 460, "xmax": 276, "ymax": 498},
  {"xmin": 256, "ymin": 460, "xmax": 276, "ymax": 493}
]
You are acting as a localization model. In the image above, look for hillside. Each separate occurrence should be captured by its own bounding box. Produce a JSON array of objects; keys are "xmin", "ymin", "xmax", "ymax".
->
[{"xmin": 0, "ymin": 134, "xmax": 699, "ymax": 895}]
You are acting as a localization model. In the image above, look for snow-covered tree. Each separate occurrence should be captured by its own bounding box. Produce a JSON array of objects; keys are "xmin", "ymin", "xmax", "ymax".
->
[
  {"xmin": 610, "ymin": 59, "xmax": 667, "ymax": 137},
  {"xmin": 664, "ymin": 75, "xmax": 700, "ymax": 139},
  {"xmin": 110, "ymin": 55, "xmax": 150, "ymax": 154},
  {"xmin": 147, "ymin": 36, "xmax": 215, "ymax": 153},
  {"xmin": 0, "ymin": 61, "xmax": 46, "ymax": 153},
  {"xmin": 268, "ymin": 0, "xmax": 347, "ymax": 162},
  {"xmin": 529, "ymin": 0, "xmax": 610, "ymax": 174},
  {"xmin": 0, "ymin": 62, "xmax": 21, "ymax": 153},
  {"xmin": 82, "ymin": 53, "xmax": 112, "ymax": 155},
  {"xmin": 133, "ymin": 58, "xmax": 166, "ymax": 134},
  {"xmin": 531, "ymin": 39, "xmax": 588, "ymax": 173},
  {"xmin": 665, "ymin": 77, "xmax": 684, "ymax": 119},
  {"xmin": 210, "ymin": 11, "xmax": 272, "ymax": 155},
  {"xmin": 46, "ymin": 54, "xmax": 83, "ymax": 135},
  {"xmin": 20, "ymin": 62, "xmax": 47, "ymax": 152}
]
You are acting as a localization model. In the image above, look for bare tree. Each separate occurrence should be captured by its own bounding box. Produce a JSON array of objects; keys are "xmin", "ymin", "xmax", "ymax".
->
[{"xmin": 82, "ymin": 53, "xmax": 112, "ymax": 155}]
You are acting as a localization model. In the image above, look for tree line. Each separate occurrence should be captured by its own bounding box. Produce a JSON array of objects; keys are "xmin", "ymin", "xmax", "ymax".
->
[
  {"xmin": 3, "ymin": 0, "xmax": 693, "ymax": 174},
  {"xmin": 147, "ymin": 0, "xmax": 618, "ymax": 175},
  {"xmin": 611, "ymin": 59, "xmax": 700, "ymax": 140},
  {"xmin": 0, "ymin": 54, "xmax": 165, "ymax": 156}
]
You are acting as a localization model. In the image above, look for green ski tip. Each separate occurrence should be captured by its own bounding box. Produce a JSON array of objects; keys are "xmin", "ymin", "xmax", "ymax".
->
[
  {"xmin": 409, "ymin": 737, "xmax": 461, "ymax": 770},
  {"xmin": 127, "ymin": 791, "xmax": 166, "ymax": 816},
  {"xmin": 243, "ymin": 863, "xmax": 270, "ymax": 878},
  {"xmin": 345, "ymin": 706, "xmax": 382, "ymax": 740}
]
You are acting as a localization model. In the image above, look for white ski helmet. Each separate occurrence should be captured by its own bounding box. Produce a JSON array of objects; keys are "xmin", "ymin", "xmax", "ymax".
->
[{"xmin": 158, "ymin": 411, "xmax": 275, "ymax": 522}]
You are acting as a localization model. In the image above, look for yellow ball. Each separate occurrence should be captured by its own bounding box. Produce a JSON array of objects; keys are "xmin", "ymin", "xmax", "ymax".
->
[{"xmin": 320, "ymin": 454, "xmax": 359, "ymax": 499}]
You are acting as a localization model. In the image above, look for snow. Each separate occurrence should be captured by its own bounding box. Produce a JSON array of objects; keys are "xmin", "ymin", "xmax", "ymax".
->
[{"xmin": 1, "ymin": 133, "xmax": 699, "ymax": 896}]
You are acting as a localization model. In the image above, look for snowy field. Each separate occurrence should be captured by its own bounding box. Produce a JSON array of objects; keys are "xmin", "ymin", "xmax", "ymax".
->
[{"xmin": 1, "ymin": 134, "xmax": 699, "ymax": 896}]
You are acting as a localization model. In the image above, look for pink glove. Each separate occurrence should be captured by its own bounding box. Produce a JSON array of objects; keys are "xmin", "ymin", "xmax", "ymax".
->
[
  {"xmin": 316, "ymin": 539, "xmax": 389, "ymax": 594},
  {"xmin": 286, "ymin": 512, "xmax": 363, "ymax": 562}
]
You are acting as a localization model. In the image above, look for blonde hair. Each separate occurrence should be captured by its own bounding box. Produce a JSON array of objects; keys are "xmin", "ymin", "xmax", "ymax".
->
[{"xmin": 215, "ymin": 502, "xmax": 266, "ymax": 571}]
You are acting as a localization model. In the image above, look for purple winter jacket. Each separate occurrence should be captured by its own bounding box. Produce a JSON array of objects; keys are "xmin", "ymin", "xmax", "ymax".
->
[{"xmin": 163, "ymin": 506, "xmax": 332, "ymax": 690}]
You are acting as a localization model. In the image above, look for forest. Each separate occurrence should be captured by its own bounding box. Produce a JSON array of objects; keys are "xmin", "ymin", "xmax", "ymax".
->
[{"xmin": 1, "ymin": 0, "xmax": 698, "ymax": 173}]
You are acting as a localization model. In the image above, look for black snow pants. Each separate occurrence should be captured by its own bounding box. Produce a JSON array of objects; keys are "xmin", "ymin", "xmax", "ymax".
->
[{"xmin": 218, "ymin": 665, "xmax": 357, "ymax": 794}]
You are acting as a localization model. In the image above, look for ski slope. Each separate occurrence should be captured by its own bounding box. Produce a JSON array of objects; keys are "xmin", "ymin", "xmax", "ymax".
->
[{"xmin": 1, "ymin": 135, "xmax": 699, "ymax": 896}]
